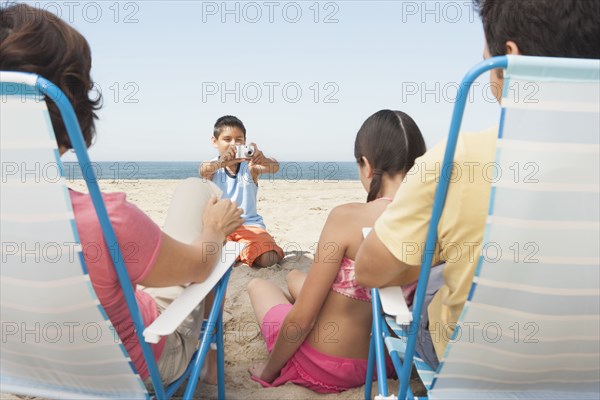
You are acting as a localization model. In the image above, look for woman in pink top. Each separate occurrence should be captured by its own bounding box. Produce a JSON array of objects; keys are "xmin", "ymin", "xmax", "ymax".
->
[
  {"xmin": 248, "ymin": 110, "xmax": 427, "ymax": 393},
  {"xmin": 0, "ymin": 4, "xmax": 243, "ymax": 387}
]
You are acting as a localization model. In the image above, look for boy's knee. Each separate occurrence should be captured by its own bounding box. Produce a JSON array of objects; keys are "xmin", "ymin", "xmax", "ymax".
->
[{"xmin": 253, "ymin": 250, "xmax": 282, "ymax": 268}]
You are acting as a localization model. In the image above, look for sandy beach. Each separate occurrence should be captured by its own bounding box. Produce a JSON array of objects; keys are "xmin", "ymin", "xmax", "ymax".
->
[{"xmin": 2, "ymin": 179, "xmax": 408, "ymax": 400}]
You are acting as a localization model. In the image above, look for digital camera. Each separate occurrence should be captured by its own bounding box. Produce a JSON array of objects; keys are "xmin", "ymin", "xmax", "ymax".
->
[{"xmin": 235, "ymin": 144, "xmax": 255, "ymax": 158}]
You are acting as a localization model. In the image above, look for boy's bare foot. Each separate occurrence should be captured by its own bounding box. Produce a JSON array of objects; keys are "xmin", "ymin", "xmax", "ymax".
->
[{"xmin": 200, "ymin": 349, "xmax": 218, "ymax": 385}]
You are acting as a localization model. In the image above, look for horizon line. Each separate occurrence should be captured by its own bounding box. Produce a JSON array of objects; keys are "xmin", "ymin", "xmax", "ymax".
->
[{"xmin": 62, "ymin": 160, "xmax": 359, "ymax": 163}]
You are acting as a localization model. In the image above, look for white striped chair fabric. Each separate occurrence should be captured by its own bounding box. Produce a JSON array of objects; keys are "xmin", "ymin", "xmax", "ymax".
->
[
  {"xmin": 383, "ymin": 318, "xmax": 436, "ymax": 391},
  {"xmin": 0, "ymin": 74, "xmax": 148, "ymax": 398},
  {"xmin": 431, "ymin": 56, "xmax": 600, "ymax": 399},
  {"xmin": 372, "ymin": 56, "xmax": 600, "ymax": 400}
]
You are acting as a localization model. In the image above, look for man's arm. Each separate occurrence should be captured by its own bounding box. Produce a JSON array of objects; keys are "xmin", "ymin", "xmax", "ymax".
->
[{"xmin": 355, "ymin": 229, "xmax": 421, "ymax": 288}]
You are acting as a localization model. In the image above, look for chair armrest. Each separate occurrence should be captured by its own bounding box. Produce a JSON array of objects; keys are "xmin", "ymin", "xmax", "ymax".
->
[
  {"xmin": 362, "ymin": 227, "xmax": 412, "ymax": 325},
  {"xmin": 361, "ymin": 227, "xmax": 372, "ymax": 239},
  {"xmin": 379, "ymin": 286, "xmax": 412, "ymax": 325},
  {"xmin": 143, "ymin": 241, "xmax": 244, "ymax": 344}
]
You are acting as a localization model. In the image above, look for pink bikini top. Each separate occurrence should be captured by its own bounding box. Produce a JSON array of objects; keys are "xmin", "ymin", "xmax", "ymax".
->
[
  {"xmin": 331, "ymin": 257, "xmax": 372, "ymax": 302},
  {"xmin": 330, "ymin": 197, "xmax": 394, "ymax": 303},
  {"xmin": 330, "ymin": 257, "xmax": 418, "ymax": 306}
]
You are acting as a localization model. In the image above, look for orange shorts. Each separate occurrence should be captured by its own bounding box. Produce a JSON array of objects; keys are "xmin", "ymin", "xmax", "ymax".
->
[{"xmin": 227, "ymin": 225, "xmax": 284, "ymax": 266}]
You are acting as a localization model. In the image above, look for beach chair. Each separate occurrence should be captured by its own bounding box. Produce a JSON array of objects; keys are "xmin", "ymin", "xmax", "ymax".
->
[
  {"xmin": 365, "ymin": 55, "xmax": 600, "ymax": 399},
  {"xmin": 0, "ymin": 71, "xmax": 243, "ymax": 399}
]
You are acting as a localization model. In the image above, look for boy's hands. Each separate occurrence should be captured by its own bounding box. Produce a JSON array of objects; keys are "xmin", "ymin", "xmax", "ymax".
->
[
  {"xmin": 202, "ymin": 195, "xmax": 243, "ymax": 238},
  {"xmin": 220, "ymin": 143, "xmax": 243, "ymax": 165},
  {"xmin": 220, "ymin": 142, "xmax": 266, "ymax": 167},
  {"xmin": 249, "ymin": 142, "xmax": 266, "ymax": 167},
  {"xmin": 247, "ymin": 142, "xmax": 279, "ymax": 180}
]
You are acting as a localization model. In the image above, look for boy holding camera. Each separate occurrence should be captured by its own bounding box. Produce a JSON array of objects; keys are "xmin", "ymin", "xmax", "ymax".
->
[{"xmin": 200, "ymin": 115, "xmax": 284, "ymax": 268}]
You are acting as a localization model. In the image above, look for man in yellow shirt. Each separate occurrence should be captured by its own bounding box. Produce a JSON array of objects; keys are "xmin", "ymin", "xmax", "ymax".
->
[{"xmin": 355, "ymin": 0, "xmax": 600, "ymax": 370}]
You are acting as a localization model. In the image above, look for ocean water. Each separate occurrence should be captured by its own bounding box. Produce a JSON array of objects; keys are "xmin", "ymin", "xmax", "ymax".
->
[{"xmin": 63, "ymin": 161, "xmax": 359, "ymax": 181}]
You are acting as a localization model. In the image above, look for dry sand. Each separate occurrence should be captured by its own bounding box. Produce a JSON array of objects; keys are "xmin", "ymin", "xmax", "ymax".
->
[{"xmin": 2, "ymin": 179, "xmax": 408, "ymax": 400}]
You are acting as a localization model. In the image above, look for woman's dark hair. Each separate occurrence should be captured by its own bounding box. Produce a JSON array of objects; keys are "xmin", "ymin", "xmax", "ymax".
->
[
  {"xmin": 213, "ymin": 115, "xmax": 246, "ymax": 139},
  {"xmin": 354, "ymin": 110, "xmax": 426, "ymax": 202},
  {"xmin": 473, "ymin": 0, "xmax": 600, "ymax": 59},
  {"xmin": 0, "ymin": 3, "xmax": 101, "ymax": 149}
]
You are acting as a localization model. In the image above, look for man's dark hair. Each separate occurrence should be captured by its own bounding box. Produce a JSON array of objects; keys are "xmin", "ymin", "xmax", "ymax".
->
[
  {"xmin": 474, "ymin": 0, "xmax": 600, "ymax": 59},
  {"xmin": 213, "ymin": 115, "xmax": 246, "ymax": 139}
]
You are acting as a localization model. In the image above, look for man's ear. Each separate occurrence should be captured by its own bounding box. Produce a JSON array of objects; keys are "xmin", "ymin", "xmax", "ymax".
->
[
  {"xmin": 362, "ymin": 156, "xmax": 374, "ymax": 179},
  {"xmin": 211, "ymin": 136, "xmax": 218, "ymax": 148},
  {"xmin": 506, "ymin": 41, "xmax": 521, "ymax": 55}
]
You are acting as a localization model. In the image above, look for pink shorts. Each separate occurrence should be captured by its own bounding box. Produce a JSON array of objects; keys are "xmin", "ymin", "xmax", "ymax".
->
[{"xmin": 251, "ymin": 304, "xmax": 395, "ymax": 394}]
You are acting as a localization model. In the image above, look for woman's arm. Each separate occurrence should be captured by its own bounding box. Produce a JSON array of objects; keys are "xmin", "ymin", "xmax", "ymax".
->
[
  {"xmin": 139, "ymin": 196, "xmax": 243, "ymax": 287},
  {"xmin": 251, "ymin": 206, "xmax": 350, "ymax": 382}
]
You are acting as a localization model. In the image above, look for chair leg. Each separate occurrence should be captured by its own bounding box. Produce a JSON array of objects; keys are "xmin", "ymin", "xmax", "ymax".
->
[
  {"xmin": 372, "ymin": 290, "xmax": 389, "ymax": 398},
  {"xmin": 183, "ymin": 269, "xmax": 233, "ymax": 400},
  {"xmin": 183, "ymin": 323, "xmax": 213, "ymax": 400},
  {"xmin": 365, "ymin": 330, "xmax": 375, "ymax": 400},
  {"xmin": 216, "ymin": 306, "xmax": 226, "ymax": 400}
]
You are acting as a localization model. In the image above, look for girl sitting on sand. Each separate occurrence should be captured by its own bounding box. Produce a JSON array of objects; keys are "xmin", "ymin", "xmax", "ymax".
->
[{"xmin": 247, "ymin": 109, "xmax": 427, "ymax": 393}]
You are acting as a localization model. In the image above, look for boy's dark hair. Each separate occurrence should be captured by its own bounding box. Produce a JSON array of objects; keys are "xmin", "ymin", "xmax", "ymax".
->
[
  {"xmin": 213, "ymin": 115, "xmax": 246, "ymax": 139},
  {"xmin": 474, "ymin": 0, "xmax": 600, "ymax": 59},
  {"xmin": 354, "ymin": 110, "xmax": 427, "ymax": 203},
  {"xmin": 0, "ymin": 3, "xmax": 102, "ymax": 149}
]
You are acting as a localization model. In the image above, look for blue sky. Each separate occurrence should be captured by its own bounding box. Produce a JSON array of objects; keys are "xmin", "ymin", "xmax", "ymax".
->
[{"xmin": 33, "ymin": 1, "xmax": 500, "ymax": 161}]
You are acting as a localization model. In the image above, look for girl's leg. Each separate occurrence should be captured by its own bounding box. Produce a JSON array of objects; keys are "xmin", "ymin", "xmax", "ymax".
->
[
  {"xmin": 286, "ymin": 269, "xmax": 307, "ymax": 303},
  {"xmin": 248, "ymin": 278, "xmax": 291, "ymax": 326}
]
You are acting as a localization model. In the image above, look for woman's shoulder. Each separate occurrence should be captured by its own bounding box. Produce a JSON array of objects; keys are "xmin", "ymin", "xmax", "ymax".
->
[
  {"xmin": 69, "ymin": 189, "xmax": 128, "ymax": 213},
  {"xmin": 69, "ymin": 189, "xmax": 151, "ymax": 227}
]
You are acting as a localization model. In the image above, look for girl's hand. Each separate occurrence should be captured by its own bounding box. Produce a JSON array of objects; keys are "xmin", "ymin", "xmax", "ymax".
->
[{"xmin": 248, "ymin": 362, "xmax": 277, "ymax": 383}]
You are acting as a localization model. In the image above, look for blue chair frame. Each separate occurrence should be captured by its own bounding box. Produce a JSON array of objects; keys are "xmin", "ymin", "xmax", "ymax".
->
[
  {"xmin": 365, "ymin": 56, "xmax": 509, "ymax": 400},
  {"xmin": 34, "ymin": 75, "xmax": 231, "ymax": 400}
]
